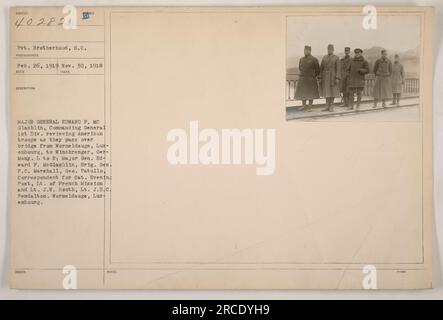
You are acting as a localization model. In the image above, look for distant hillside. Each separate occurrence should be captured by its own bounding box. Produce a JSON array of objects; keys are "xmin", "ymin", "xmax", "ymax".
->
[{"xmin": 287, "ymin": 46, "xmax": 420, "ymax": 79}]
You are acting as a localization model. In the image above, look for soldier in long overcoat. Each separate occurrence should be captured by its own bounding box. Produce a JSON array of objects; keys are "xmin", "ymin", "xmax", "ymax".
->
[
  {"xmin": 390, "ymin": 54, "xmax": 405, "ymax": 106},
  {"xmin": 373, "ymin": 49, "xmax": 393, "ymax": 108},
  {"xmin": 294, "ymin": 45, "xmax": 320, "ymax": 111},
  {"xmin": 339, "ymin": 47, "xmax": 352, "ymax": 107},
  {"xmin": 319, "ymin": 44, "xmax": 341, "ymax": 112},
  {"xmin": 346, "ymin": 48, "xmax": 370, "ymax": 110}
]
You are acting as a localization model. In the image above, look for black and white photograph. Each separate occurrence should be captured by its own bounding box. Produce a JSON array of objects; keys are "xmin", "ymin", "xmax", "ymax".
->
[{"xmin": 286, "ymin": 15, "xmax": 421, "ymax": 121}]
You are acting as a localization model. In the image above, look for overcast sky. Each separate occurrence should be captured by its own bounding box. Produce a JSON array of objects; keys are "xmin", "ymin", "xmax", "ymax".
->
[{"xmin": 287, "ymin": 15, "xmax": 421, "ymax": 59}]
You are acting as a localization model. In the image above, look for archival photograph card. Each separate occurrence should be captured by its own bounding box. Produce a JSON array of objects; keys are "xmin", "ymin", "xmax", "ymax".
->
[{"xmin": 9, "ymin": 6, "xmax": 434, "ymax": 289}]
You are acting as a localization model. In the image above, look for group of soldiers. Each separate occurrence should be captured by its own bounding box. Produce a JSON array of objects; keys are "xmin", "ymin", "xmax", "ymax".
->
[{"xmin": 295, "ymin": 44, "xmax": 405, "ymax": 112}]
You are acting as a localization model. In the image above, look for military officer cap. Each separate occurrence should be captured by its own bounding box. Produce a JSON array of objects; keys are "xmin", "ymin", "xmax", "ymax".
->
[
  {"xmin": 354, "ymin": 48, "xmax": 363, "ymax": 53},
  {"xmin": 344, "ymin": 47, "xmax": 351, "ymax": 51},
  {"xmin": 304, "ymin": 45, "xmax": 311, "ymax": 50},
  {"xmin": 328, "ymin": 44, "xmax": 334, "ymax": 49}
]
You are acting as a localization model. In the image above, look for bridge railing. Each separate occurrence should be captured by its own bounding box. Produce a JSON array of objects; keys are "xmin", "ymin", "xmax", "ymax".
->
[{"xmin": 286, "ymin": 76, "xmax": 420, "ymax": 101}]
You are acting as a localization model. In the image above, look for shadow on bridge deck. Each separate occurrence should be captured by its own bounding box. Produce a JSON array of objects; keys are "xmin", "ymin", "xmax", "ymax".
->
[{"xmin": 286, "ymin": 96, "xmax": 419, "ymax": 120}]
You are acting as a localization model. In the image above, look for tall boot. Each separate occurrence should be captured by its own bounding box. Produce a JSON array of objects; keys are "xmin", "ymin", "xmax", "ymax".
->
[
  {"xmin": 390, "ymin": 95, "xmax": 396, "ymax": 105},
  {"xmin": 329, "ymin": 98, "xmax": 335, "ymax": 112},
  {"xmin": 305, "ymin": 99, "xmax": 313, "ymax": 112},
  {"xmin": 347, "ymin": 92, "xmax": 354, "ymax": 110},
  {"xmin": 356, "ymin": 90, "xmax": 362, "ymax": 110},
  {"xmin": 340, "ymin": 94, "xmax": 348, "ymax": 107},
  {"xmin": 322, "ymin": 98, "xmax": 330, "ymax": 112},
  {"xmin": 344, "ymin": 95, "xmax": 348, "ymax": 107}
]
